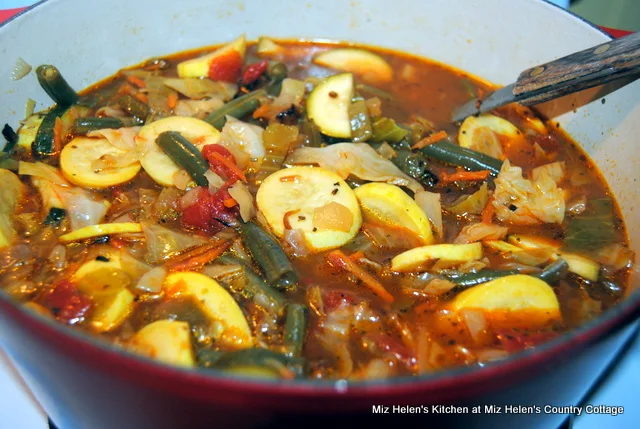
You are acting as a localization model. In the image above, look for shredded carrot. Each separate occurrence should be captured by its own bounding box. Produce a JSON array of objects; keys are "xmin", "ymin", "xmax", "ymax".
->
[
  {"xmin": 109, "ymin": 237, "xmax": 128, "ymax": 249},
  {"xmin": 208, "ymin": 152, "xmax": 247, "ymax": 182},
  {"xmin": 167, "ymin": 92, "xmax": 179, "ymax": 110},
  {"xmin": 252, "ymin": 103, "xmax": 272, "ymax": 119},
  {"xmin": 283, "ymin": 209, "xmax": 301, "ymax": 229},
  {"xmin": 53, "ymin": 117, "xmax": 63, "ymax": 153},
  {"xmin": 223, "ymin": 198, "xmax": 238, "ymax": 208},
  {"xmin": 481, "ymin": 196, "xmax": 495, "ymax": 224},
  {"xmin": 439, "ymin": 169, "xmax": 490, "ymax": 184},
  {"xmin": 326, "ymin": 249, "xmax": 394, "ymax": 303},
  {"xmin": 134, "ymin": 92, "xmax": 148, "ymax": 104},
  {"xmin": 349, "ymin": 251, "xmax": 366, "ymax": 261},
  {"xmin": 165, "ymin": 240, "xmax": 232, "ymax": 272},
  {"xmin": 127, "ymin": 75, "xmax": 147, "ymax": 88},
  {"xmin": 412, "ymin": 130, "xmax": 448, "ymax": 149}
]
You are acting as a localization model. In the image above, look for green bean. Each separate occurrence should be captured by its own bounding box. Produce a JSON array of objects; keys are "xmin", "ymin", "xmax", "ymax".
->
[
  {"xmin": 118, "ymin": 94, "xmax": 149, "ymax": 121},
  {"xmin": 266, "ymin": 62, "xmax": 288, "ymax": 96},
  {"xmin": 43, "ymin": 208, "xmax": 66, "ymax": 226},
  {"xmin": 349, "ymin": 99, "xmax": 373, "ymax": 142},
  {"xmin": 371, "ymin": 117, "xmax": 408, "ymax": 143},
  {"xmin": 419, "ymin": 140, "xmax": 503, "ymax": 175},
  {"xmin": 533, "ymin": 258, "xmax": 569, "ymax": 284},
  {"xmin": 217, "ymin": 254, "xmax": 288, "ymax": 316},
  {"xmin": 209, "ymin": 348, "xmax": 306, "ymax": 378},
  {"xmin": 2, "ymin": 124, "xmax": 18, "ymax": 153},
  {"xmin": 196, "ymin": 349, "xmax": 226, "ymax": 369},
  {"xmin": 35, "ymin": 65, "xmax": 79, "ymax": 107},
  {"xmin": 156, "ymin": 131, "xmax": 209, "ymax": 187},
  {"xmin": 240, "ymin": 221, "xmax": 298, "ymax": 291},
  {"xmin": 300, "ymin": 118, "xmax": 322, "ymax": 147},
  {"xmin": 32, "ymin": 105, "xmax": 68, "ymax": 159},
  {"xmin": 73, "ymin": 117, "xmax": 136, "ymax": 134},
  {"xmin": 391, "ymin": 144, "xmax": 439, "ymax": 186},
  {"xmin": 205, "ymin": 89, "xmax": 267, "ymax": 130},
  {"xmin": 448, "ymin": 269, "xmax": 520, "ymax": 288},
  {"xmin": 284, "ymin": 304, "xmax": 308, "ymax": 358}
]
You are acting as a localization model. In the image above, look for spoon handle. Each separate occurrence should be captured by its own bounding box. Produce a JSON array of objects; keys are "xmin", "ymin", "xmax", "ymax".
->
[{"xmin": 514, "ymin": 31, "xmax": 640, "ymax": 104}]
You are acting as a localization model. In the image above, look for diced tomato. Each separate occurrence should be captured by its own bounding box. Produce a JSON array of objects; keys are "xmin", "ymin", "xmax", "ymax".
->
[
  {"xmin": 497, "ymin": 329, "xmax": 558, "ymax": 353},
  {"xmin": 208, "ymin": 50, "xmax": 243, "ymax": 83},
  {"xmin": 241, "ymin": 60, "xmax": 269, "ymax": 85},
  {"xmin": 181, "ymin": 186, "xmax": 237, "ymax": 234},
  {"xmin": 37, "ymin": 279, "xmax": 92, "ymax": 325},
  {"xmin": 202, "ymin": 144, "xmax": 246, "ymax": 182},
  {"xmin": 323, "ymin": 290, "xmax": 360, "ymax": 311}
]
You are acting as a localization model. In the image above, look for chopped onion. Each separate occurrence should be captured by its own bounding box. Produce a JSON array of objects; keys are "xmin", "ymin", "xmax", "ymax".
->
[
  {"xmin": 204, "ymin": 170, "xmax": 225, "ymax": 193},
  {"xmin": 287, "ymin": 143, "xmax": 423, "ymax": 193},
  {"xmin": 219, "ymin": 116, "xmax": 264, "ymax": 170},
  {"xmin": 531, "ymin": 161, "xmax": 565, "ymax": 184},
  {"xmin": 47, "ymin": 244, "xmax": 67, "ymax": 271},
  {"xmin": 142, "ymin": 223, "xmax": 206, "ymax": 264},
  {"xmin": 172, "ymin": 169, "xmax": 192, "ymax": 190},
  {"xmin": 375, "ymin": 142, "xmax": 396, "ymax": 159},
  {"xmin": 312, "ymin": 201, "xmax": 353, "ymax": 232},
  {"xmin": 180, "ymin": 187, "xmax": 201, "ymax": 209},
  {"xmin": 365, "ymin": 97, "xmax": 382, "ymax": 118},
  {"xmin": 227, "ymin": 181, "xmax": 255, "ymax": 222},
  {"xmin": 274, "ymin": 78, "xmax": 306, "ymax": 106},
  {"xmin": 12, "ymin": 57, "xmax": 32, "ymax": 81},
  {"xmin": 24, "ymin": 98, "xmax": 36, "ymax": 119},
  {"xmin": 18, "ymin": 162, "xmax": 70, "ymax": 186},
  {"xmin": 283, "ymin": 228, "xmax": 310, "ymax": 258},
  {"xmin": 459, "ymin": 308, "xmax": 487, "ymax": 343},
  {"xmin": 174, "ymin": 98, "xmax": 225, "ymax": 118},
  {"xmin": 475, "ymin": 348, "xmax": 509, "ymax": 363},
  {"xmin": 135, "ymin": 266, "xmax": 167, "ymax": 294},
  {"xmin": 56, "ymin": 186, "xmax": 111, "ymax": 230},
  {"xmin": 415, "ymin": 190, "xmax": 443, "ymax": 239},
  {"xmin": 454, "ymin": 222, "xmax": 508, "ymax": 244}
]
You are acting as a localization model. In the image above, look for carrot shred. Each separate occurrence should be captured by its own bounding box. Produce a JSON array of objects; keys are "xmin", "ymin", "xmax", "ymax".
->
[
  {"xmin": 223, "ymin": 198, "xmax": 238, "ymax": 208},
  {"xmin": 208, "ymin": 151, "xmax": 247, "ymax": 182},
  {"xmin": 349, "ymin": 251, "xmax": 366, "ymax": 261},
  {"xmin": 167, "ymin": 92, "xmax": 179, "ymax": 110},
  {"xmin": 439, "ymin": 169, "xmax": 490, "ymax": 184},
  {"xmin": 134, "ymin": 92, "xmax": 148, "ymax": 104},
  {"xmin": 127, "ymin": 75, "xmax": 147, "ymax": 88},
  {"xmin": 252, "ymin": 103, "xmax": 272, "ymax": 119},
  {"xmin": 412, "ymin": 130, "xmax": 448, "ymax": 149},
  {"xmin": 481, "ymin": 196, "xmax": 495, "ymax": 224},
  {"xmin": 53, "ymin": 117, "xmax": 63, "ymax": 153},
  {"xmin": 326, "ymin": 249, "xmax": 394, "ymax": 303},
  {"xmin": 164, "ymin": 240, "xmax": 232, "ymax": 272}
]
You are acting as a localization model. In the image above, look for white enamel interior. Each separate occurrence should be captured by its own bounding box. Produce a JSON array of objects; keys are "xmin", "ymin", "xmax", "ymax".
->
[{"xmin": 1, "ymin": 0, "xmax": 638, "ymax": 291}]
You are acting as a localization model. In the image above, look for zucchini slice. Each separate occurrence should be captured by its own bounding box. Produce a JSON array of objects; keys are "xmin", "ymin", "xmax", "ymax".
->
[
  {"xmin": 306, "ymin": 73, "xmax": 355, "ymax": 139},
  {"xmin": 131, "ymin": 320, "xmax": 195, "ymax": 367},
  {"xmin": 177, "ymin": 35, "xmax": 246, "ymax": 79},
  {"xmin": 391, "ymin": 242, "xmax": 483, "ymax": 272},
  {"xmin": 314, "ymin": 48, "xmax": 393, "ymax": 83}
]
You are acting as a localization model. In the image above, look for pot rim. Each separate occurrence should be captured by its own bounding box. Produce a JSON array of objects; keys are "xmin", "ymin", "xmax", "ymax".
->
[{"xmin": 1, "ymin": 0, "xmax": 638, "ymax": 400}]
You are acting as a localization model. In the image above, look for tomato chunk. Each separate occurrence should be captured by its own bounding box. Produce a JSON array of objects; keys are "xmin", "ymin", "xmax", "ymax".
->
[
  {"xmin": 181, "ymin": 186, "xmax": 237, "ymax": 234},
  {"xmin": 38, "ymin": 279, "xmax": 92, "ymax": 325},
  {"xmin": 208, "ymin": 50, "xmax": 243, "ymax": 83},
  {"xmin": 242, "ymin": 60, "xmax": 269, "ymax": 85}
]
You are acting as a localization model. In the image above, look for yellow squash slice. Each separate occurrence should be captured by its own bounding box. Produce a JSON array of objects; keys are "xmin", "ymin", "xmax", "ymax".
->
[
  {"xmin": 138, "ymin": 116, "xmax": 221, "ymax": 187},
  {"xmin": 256, "ymin": 166, "xmax": 362, "ymax": 252},
  {"xmin": 354, "ymin": 182, "xmax": 433, "ymax": 245},
  {"xmin": 177, "ymin": 35, "xmax": 246, "ymax": 78},
  {"xmin": 131, "ymin": 320, "xmax": 195, "ymax": 367},
  {"xmin": 450, "ymin": 274, "xmax": 561, "ymax": 320},
  {"xmin": 306, "ymin": 73, "xmax": 355, "ymax": 138},
  {"xmin": 314, "ymin": 48, "xmax": 393, "ymax": 83},
  {"xmin": 60, "ymin": 137, "xmax": 141, "ymax": 188},
  {"xmin": 164, "ymin": 272, "xmax": 253, "ymax": 348},
  {"xmin": 458, "ymin": 114, "xmax": 521, "ymax": 159},
  {"xmin": 391, "ymin": 242, "xmax": 483, "ymax": 272},
  {"xmin": 59, "ymin": 223, "xmax": 142, "ymax": 243},
  {"xmin": 0, "ymin": 169, "xmax": 24, "ymax": 248}
]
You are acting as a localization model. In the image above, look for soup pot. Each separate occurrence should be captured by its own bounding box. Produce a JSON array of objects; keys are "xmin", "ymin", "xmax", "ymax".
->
[{"xmin": 0, "ymin": 0, "xmax": 638, "ymax": 428}]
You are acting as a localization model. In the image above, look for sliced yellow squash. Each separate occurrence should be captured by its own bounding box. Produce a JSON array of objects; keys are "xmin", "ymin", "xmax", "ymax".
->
[
  {"xmin": 391, "ymin": 242, "xmax": 483, "ymax": 272},
  {"xmin": 0, "ymin": 169, "xmax": 25, "ymax": 248},
  {"xmin": 256, "ymin": 166, "xmax": 362, "ymax": 252},
  {"xmin": 60, "ymin": 137, "xmax": 141, "ymax": 188},
  {"xmin": 177, "ymin": 35, "xmax": 246, "ymax": 78},
  {"xmin": 306, "ymin": 73, "xmax": 354, "ymax": 138},
  {"xmin": 91, "ymin": 288, "xmax": 134, "ymax": 332},
  {"xmin": 507, "ymin": 234, "xmax": 600, "ymax": 281},
  {"xmin": 354, "ymin": 182, "xmax": 433, "ymax": 245},
  {"xmin": 16, "ymin": 113, "xmax": 45, "ymax": 150},
  {"xmin": 313, "ymin": 48, "xmax": 393, "ymax": 83},
  {"xmin": 138, "ymin": 116, "xmax": 221, "ymax": 187},
  {"xmin": 484, "ymin": 240, "xmax": 523, "ymax": 253},
  {"xmin": 256, "ymin": 37, "xmax": 283, "ymax": 56},
  {"xmin": 164, "ymin": 272, "xmax": 253, "ymax": 348},
  {"xmin": 450, "ymin": 274, "xmax": 561, "ymax": 318},
  {"xmin": 59, "ymin": 222, "xmax": 142, "ymax": 243},
  {"xmin": 131, "ymin": 320, "xmax": 195, "ymax": 367},
  {"xmin": 458, "ymin": 114, "xmax": 521, "ymax": 159}
]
